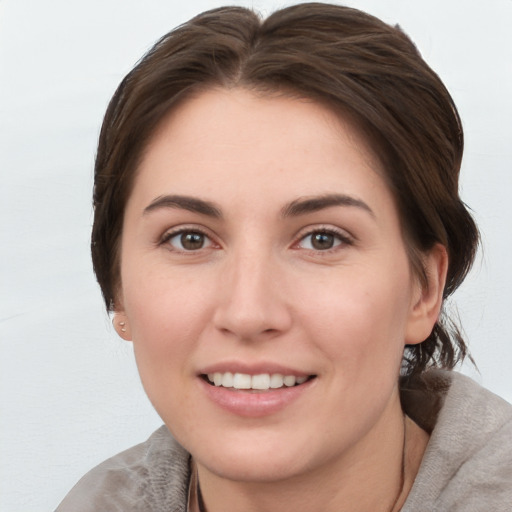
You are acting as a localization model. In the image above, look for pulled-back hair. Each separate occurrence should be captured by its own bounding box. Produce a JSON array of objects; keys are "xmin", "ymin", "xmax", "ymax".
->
[{"xmin": 91, "ymin": 3, "xmax": 479, "ymax": 377}]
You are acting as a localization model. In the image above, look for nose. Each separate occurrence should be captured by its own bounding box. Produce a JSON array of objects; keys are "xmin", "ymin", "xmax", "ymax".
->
[{"xmin": 213, "ymin": 249, "xmax": 292, "ymax": 341}]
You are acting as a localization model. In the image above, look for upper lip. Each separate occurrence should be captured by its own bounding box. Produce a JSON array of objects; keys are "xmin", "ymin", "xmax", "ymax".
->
[{"xmin": 198, "ymin": 361, "xmax": 313, "ymax": 377}]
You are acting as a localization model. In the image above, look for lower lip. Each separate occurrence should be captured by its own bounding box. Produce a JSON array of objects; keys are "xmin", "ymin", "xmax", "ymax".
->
[{"xmin": 198, "ymin": 377, "xmax": 315, "ymax": 418}]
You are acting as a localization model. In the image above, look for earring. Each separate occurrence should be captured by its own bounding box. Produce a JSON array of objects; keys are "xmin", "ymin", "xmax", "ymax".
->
[{"xmin": 112, "ymin": 316, "xmax": 128, "ymax": 336}]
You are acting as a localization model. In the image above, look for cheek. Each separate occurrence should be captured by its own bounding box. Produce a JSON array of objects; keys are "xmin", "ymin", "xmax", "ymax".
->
[
  {"xmin": 123, "ymin": 256, "xmax": 212, "ymax": 337},
  {"xmin": 121, "ymin": 266, "xmax": 214, "ymax": 393},
  {"xmin": 127, "ymin": 292, "xmax": 208, "ymax": 431},
  {"xmin": 300, "ymin": 265, "xmax": 413, "ymax": 375}
]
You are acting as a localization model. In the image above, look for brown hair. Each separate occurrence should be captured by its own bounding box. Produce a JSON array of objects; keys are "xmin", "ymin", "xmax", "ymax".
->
[{"xmin": 91, "ymin": 3, "xmax": 479, "ymax": 377}]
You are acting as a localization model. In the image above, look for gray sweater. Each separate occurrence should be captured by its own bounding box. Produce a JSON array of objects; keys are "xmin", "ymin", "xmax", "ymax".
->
[{"xmin": 56, "ymin": 371, "xmax": 512, "ymax": 511}]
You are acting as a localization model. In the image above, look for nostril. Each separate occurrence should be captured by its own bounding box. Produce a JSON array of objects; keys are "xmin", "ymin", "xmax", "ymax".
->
[{"xmin": 212, "ymin": 288, "xmax": 293, "ymax": 340}]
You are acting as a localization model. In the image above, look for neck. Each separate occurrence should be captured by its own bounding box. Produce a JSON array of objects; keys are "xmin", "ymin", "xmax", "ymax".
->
[
  {"xmin": 195, "ymin": 395, "xmax": 427, "ymax": 512},
  {"xmin": 392, "ymin": 415, "xmax": 430, "ymax": 511}
]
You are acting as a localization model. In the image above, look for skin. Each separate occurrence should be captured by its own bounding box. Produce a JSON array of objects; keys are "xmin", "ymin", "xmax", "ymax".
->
[{"xmin": 115, "ymin": 88, "xmax": 446, "ymax": 512}]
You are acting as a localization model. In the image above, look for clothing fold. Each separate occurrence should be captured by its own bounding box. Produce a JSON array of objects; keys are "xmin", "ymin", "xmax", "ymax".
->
[{"xmin": 56, "ymin": 370, "xmax": 512, "ymax": 512}]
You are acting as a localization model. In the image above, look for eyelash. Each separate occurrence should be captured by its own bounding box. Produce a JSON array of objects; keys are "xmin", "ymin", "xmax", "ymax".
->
[
  {"xmin": 294, "ymin": 226, "xmax": 354, "ymax": 253},
  {"xmin": 159, "ymin": 227, "xmax": 215, "ymax": 252},
  {"xmin": 159, "ymin": 225, "xmax": 354, "ymax": 253}
]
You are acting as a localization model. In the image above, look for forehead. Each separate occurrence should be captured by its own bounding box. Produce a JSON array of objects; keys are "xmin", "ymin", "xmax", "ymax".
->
[
  {"xmin": 149, "ymin": 88, "xmax": 376, "ymax": 157},
  {"xmin": 131, "ymin": 88, "xmax": 389, "ymax": 208}
]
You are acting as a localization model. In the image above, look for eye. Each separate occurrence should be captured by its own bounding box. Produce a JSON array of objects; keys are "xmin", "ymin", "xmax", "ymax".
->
[
  {"xmin": 297, "ymin": 229, "xmax": 350, "ymax": 251},
  {"xmin": 162, "ymin": 230, "xmax": 213, "ymax": 251}
]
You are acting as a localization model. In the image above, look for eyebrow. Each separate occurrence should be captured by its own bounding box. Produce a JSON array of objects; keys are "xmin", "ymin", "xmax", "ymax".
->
[
  {"xmin": 281, "ymin": 194, "xmax": 375, "ymax": 218},
  {"xmin": 142, "ymin": 193, "xmax": 374, "ymax": 220},
  {"xmin": 143, "ymin": 195, "xmax": 223, "ymax": 218}
]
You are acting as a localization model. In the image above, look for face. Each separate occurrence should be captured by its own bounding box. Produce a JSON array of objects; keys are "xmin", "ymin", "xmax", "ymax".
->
[{"xmin": 117, "ymin": 88, "xmax": 434, "ymax": 483}]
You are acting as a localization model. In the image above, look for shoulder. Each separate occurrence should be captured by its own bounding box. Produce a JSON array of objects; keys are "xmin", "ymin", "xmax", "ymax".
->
[
  {"xmin": 55, "ymin": 425, "xmax": 191, "ymax": 512},
  {"xmin": 403, "ymin": 370, "xmax": 512, "ymax": 512}
]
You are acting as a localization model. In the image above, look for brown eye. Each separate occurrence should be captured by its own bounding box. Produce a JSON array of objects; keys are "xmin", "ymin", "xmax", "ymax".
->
[
  {"xmin": 298, "ymin": 230, "xmax": 348, "ymax": 251},
  {"xmin": 181, "ymin": 232, "xmax": 205, "ymax": 250},
  {"xmin": 311, "ymin": 232, "xmax": 336, "ymax": 250},
  {"xmin": 164, "ymin": 230, "xmax": 212, "ymax": 251}
]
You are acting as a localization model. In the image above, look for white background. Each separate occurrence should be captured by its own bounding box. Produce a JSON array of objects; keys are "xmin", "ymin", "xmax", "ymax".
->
[{"xmin": 1, "ymin": 0, "xmax": 511, "ymax": 510}]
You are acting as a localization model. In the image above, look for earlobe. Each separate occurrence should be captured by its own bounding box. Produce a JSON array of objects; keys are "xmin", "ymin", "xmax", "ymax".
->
[
  {"xmin": 112, "ymin": 313, "xmax": 132, "ymax": 341},
  {"xmin": 405, "ymin": 244, "xmax": 448, "ymax": 345}
]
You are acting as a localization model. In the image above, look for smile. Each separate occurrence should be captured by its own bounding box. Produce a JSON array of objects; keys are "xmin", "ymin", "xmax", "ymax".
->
[
  {"xmin": 199, "ymin": 370, "xmax": 317, "ymax": 417},
  {"xmin": 205, "ymin": 372, "xmax": 313, "ymax": 390}
]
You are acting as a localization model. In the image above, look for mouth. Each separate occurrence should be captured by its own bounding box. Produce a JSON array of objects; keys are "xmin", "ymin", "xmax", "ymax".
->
[{"xmin": 202, "ymin": 372, "xmax": 316, "ymax": 391}]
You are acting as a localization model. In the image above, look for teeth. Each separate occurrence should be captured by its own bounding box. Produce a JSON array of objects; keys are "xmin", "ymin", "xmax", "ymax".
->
[
  {"xmin": 206, "ymin": 372, "xmax": 310, "ymax": 390},
  {"xmin": 270, "ymin": 373, "xmax": 285, "ymax": 388},
  {"xmin": 233, "ymin": 373, "xmax": 251, "ymax": 389},
  {"xmin": 283, "ymin": 375, "xmax": 296, "ymax": 387},
  {"xmin": 252, "ymin": 374, "xmax": 270, "ymax": 390},
  {"xmin": 221, "ymin": 372, "xmax": 233, "ymax": 388}
]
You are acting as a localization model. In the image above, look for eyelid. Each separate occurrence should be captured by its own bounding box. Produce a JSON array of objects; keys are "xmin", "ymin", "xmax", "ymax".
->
[
  {"xmin": 159, "ymin": 224, "xmax": 219, "ymax": 251},
  {"xmin": 293, "ymin": 224, "xmax": 354, "ymax": 250}
]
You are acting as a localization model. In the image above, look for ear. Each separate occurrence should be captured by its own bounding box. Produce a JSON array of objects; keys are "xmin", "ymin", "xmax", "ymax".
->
[
  {"xmin": 405, "ymin": 244, "xmax": 448, "ymax": 345},
  {"xmin": 112, "ymin": 307, "xmax": 133, "ymax": 342}
]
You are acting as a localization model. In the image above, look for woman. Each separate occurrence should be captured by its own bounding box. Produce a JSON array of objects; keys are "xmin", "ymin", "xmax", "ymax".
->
[{"xmin": 57, "ymin": 3, "xmax": 512, "ymax": 511}]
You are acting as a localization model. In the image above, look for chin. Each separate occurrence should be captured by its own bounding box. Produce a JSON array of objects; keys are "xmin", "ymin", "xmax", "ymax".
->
[
  {"xmin": 200, "ymin": 450, "xmax": 310, "ymax": 483},
  {"xmin": 185, "ymin": 426, "xmax": 332, "ymax": 484}
]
